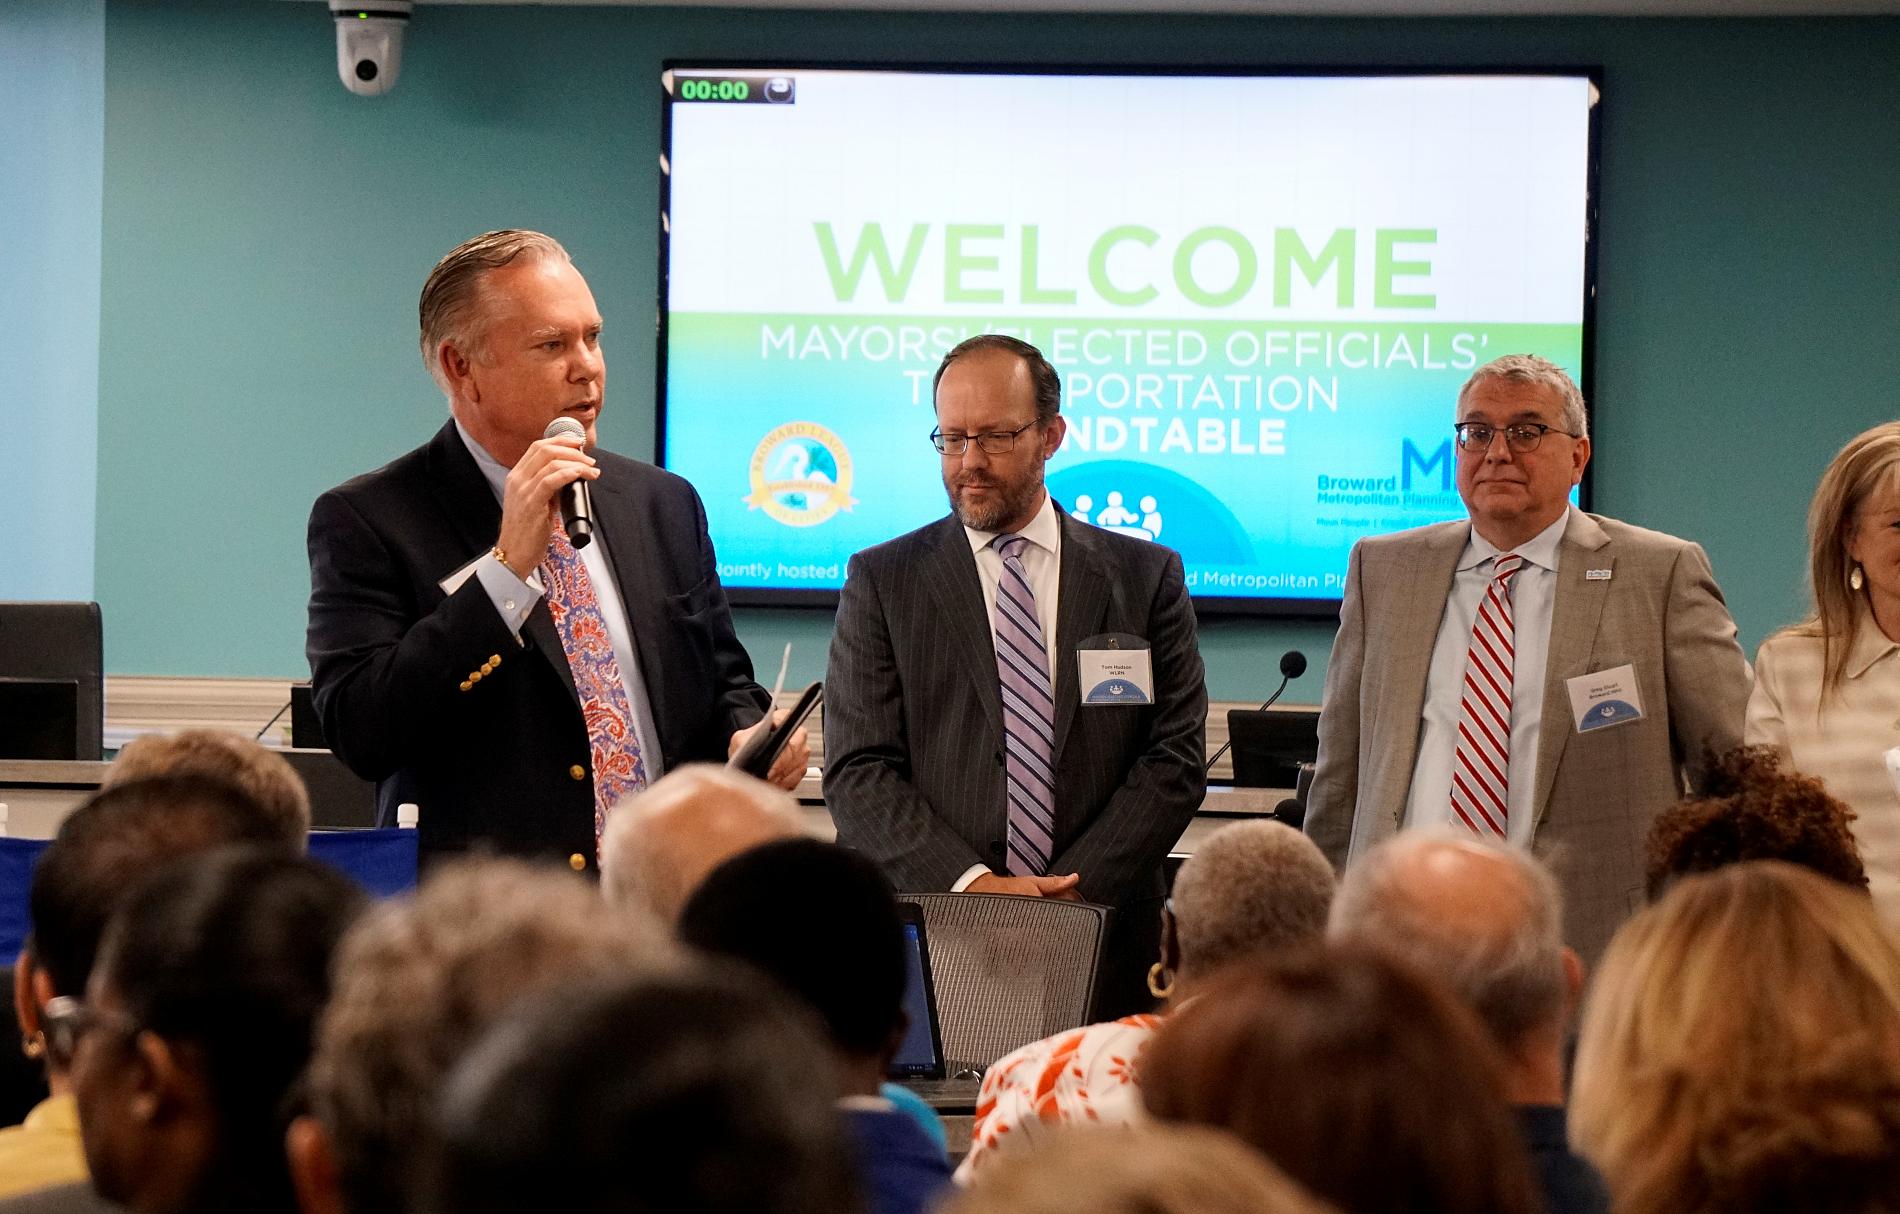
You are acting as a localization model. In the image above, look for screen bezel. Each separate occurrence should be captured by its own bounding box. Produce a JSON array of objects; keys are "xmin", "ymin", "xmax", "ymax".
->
[{"xmin": 656, "ymin": 62, "xmax": 1603, "ymax": 617}]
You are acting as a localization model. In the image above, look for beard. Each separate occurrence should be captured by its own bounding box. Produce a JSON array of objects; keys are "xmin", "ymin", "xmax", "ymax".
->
[{"xmin": 945, "ymin": 466, "xmax": 1045, "ymax": 533}]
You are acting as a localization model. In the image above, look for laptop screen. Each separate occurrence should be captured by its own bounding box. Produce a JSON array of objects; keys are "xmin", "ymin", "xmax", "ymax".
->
[{"xmin": 888, "ymin": 908, "xmax": 945, "ymax": 1079}]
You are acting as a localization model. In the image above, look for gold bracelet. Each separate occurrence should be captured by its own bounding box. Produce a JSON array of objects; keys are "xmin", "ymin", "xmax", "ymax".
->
[{"xmin": 492, "ymin": 544, "xmax": 508, "ymax": 568}]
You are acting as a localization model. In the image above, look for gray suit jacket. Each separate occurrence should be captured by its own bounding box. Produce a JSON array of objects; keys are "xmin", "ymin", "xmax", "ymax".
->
[
  {"xmin": 1305, "ymin": 510, "xmax": 1751, "ymax": 962},
  {"xmin": 823, "ymin": 512, "xmax": 1207, "ymax": 910}
]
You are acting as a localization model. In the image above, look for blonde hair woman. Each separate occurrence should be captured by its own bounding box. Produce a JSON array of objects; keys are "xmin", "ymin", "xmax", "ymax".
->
[
  {"xmin": 1748, "ymin": 421, "xmax": 1900, "ymax": 921},
  {"xmin": 1572, "ymin": 862, "xmax": 1900, "ymax": 1214}
]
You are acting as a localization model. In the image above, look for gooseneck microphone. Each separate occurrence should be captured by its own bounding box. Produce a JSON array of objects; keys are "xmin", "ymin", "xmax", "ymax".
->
[
  {"xmin": 1204, "ymin": 649, "xmax": 1309, "ymax": 775},
  {"xmin": 544, "ymin": 416, "xmax": 595, "ymax": 549}
]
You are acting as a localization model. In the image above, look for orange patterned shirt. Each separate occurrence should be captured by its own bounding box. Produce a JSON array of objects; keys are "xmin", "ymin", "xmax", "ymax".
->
[{"xmin": 955, "ymin": 1014, "xmax": 1163, "ymax": 1180}]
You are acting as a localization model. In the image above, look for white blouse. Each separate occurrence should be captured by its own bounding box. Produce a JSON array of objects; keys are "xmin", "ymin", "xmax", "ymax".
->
[{"xmin": 1746, "ymin": 618, "xmax": 1900, "ymax": 923}]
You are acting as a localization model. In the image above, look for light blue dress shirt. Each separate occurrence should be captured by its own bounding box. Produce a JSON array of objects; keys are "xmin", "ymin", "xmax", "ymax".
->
[
  {"xmin": 453, "ymin": 419, "xmax": 665, "ymax": 784},
  {"xmin": 1403, "ymin": 508, "xmax": 1570, "ymax": 846}
]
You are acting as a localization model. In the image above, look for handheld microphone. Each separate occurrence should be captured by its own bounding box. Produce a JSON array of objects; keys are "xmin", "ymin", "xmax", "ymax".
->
[
  {"xmin": 1204, "ymin": 649, "xmax": 1308, "ymax": 775},
  {"xmin": 544, "ymin": 416, "xmax": 595, "ymax": 549}
]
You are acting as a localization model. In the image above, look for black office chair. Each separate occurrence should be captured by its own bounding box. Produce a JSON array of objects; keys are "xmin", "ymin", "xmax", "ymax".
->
[
  {"xmin": 0, "ymin": 602, "xmax": 104, "ymax": 760},
  {"xmin": 898, "ymin": 892, "xmax": 1108, "ymax": 1069}
]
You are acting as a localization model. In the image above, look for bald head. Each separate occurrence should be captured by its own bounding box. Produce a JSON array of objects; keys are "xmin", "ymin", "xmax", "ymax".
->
[
  {"xmin": 600, "ymin": 764, "xmax": 806, "ymax": 924},
  {"xmin": 1329, "ymin": 831, "xmax": 1568, "ymax": 1052}
]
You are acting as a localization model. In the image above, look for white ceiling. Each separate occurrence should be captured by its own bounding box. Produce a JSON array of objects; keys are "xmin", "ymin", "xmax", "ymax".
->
[{"xmin": 430, "ymin": 0, "xmax": 1900, "ymax": 12}]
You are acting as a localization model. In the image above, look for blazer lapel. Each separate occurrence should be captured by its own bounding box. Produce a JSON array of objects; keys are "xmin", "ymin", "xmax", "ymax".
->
[
  {"xmin": 1532, "ymin": 511, "xmax": 1612, "ymax": 833},
  {"xmin": 1051, "ymin": 514, "xmax": 1111, "ymax": 769},
  {"xmin": 1380, "ymin": 523, "xmax": 1467, "ymax": 827},
  {"xmin": 922, "ymin": 518, "xmax": 1003, "ymax": 737},
  {"xmin": 426, "ymin": 422, "xmax": 579, "ymax": 707},
  {"xmin": 423, "ymin": 420, "xmax": 504, "ymax": 566}
]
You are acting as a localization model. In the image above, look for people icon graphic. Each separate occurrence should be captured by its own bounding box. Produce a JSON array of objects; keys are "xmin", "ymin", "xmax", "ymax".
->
[
  {"xmin": 1094, "ymin": 491, "xmax": 1140, "ymax": 528},
  {"xmin": 1076, "ymin": 490, "xmax": 1164, "ymax": 542}
]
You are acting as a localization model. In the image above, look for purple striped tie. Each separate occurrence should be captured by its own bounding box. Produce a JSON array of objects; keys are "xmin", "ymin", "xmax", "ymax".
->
[{"xmin": 992, "ymin": 534, "xmax": 1057, "ymax": 877}]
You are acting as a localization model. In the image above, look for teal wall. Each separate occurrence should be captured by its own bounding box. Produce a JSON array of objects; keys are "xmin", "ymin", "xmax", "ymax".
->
[
  {"xmin": 1, "ymin": 0, "xmax": 104, "ymax": 601},
  {"xmin": 80, "ymin": 2, "xmax": 1900, "ymax": 701}
]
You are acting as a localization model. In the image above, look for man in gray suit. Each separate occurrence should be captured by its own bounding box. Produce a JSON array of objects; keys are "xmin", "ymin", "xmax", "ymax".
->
[
  {"xmin": 824, "ymin": 335, "xmax": 1206, "ymax": 1016},
  {"xmin": 1305, "ymin": 354, "xmax": 1750, "ymax": 963}
]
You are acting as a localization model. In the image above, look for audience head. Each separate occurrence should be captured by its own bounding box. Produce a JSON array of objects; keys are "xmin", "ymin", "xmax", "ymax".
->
[
  {"xmin": 1160, "ymin": 820, "xmax": 1335, "ymax": 997},
  {"xmin": 1646, "ymin": 745, "xmax": 1867, "ymax": 898},
  {"xmin": 942, "ymin": 1124, "xmax": 1341, "ymax": 1214},
  {"xmin": 600, "ymin": 764, "xmax": 804, "ymax": 924},
  {"xmin": 292, "ymin": 859, "xmax": 671, "ymax": 1214},
  {"xmin": 104, "ymin": 729, "xmax": 312, "ymax": 844},
  {"xmin": 65, "ymin": 848, "xmax": 366, "ymax": 1214},
  {"xmin": 1329, "ymin": 830, "xmax": 1578, "ymax": 1077},
  {"xmin": 426, "ymin": 968, "xmax": 861, "ymax": 1214},
  {"xmin": 1803, "ymin": 419, "xmax": 1900, "ymax": 690},
  {"xmin": 677, "ymin": 839, "xmax": 904, "ymax": 1090},
  {"xmin": 20, "ymin": 775, "xmax": 296, "ymax": 1079},
  {"xmin": 1573, "ymin": 861, "xmax": 1900, "ymax": 1214},
  {"xmin": 1142, "ymin": 945, "xmax": 1540, "ymax": 1214}
]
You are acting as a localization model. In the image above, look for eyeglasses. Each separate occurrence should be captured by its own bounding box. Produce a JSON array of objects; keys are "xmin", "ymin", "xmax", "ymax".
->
[
  {"xmin": 1453, "ymin": 422, "xmax": 1578, "ymax": 454},
  {"xmin": 40, "ymin": 995, "xmax": 139, "ymax": 1069},
  {"xmin": 930, "ymin": 421, "xmax": 1037, "ymax": 456}
]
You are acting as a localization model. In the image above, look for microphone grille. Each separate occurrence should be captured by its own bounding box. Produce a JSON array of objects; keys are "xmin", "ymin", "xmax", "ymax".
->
[
  {"xmin": 543, "ymin": 416, "xmax": 587, "ymax": 442},
  {"xmin": 1279, "ymin": 650, "xmax": 1308, "ymax": 679}
]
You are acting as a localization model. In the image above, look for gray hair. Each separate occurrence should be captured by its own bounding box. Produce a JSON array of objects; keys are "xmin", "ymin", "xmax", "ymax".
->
[
  {"xmin": 419, "ymin": 228, "xmax": 571, "ymax": 395},
  {"xmin": 1170, "ymin": 820, "xmax": 1336, "ymax": 983},
  {"xmin": 308, "ymin": 858, "xmax": 671, "ymax": 1214},
  {"xmin": 1329, "ymin": 829, "xmax": 1567, "ymax": 1050},
  {"xmin": 1458, "ymin": 353, "xmax": 1589, "ymax": 440},
  {"xmin": 600, "ymin": 763, "xmax": 807, "ymax": 925}
]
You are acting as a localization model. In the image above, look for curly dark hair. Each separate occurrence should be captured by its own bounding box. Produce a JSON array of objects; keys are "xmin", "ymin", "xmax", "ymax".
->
[{"xmin": 1646, "ymin": 746, "xmax": 1868, "ymax": 899}]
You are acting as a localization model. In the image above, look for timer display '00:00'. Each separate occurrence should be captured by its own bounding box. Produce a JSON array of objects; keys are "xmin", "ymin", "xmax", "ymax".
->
[{"xmin": 673, "ymin": 76, "xmax": 796, "ymax": 104}]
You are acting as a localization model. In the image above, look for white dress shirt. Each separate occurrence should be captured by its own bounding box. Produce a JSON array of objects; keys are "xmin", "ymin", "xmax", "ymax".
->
[
  {"xmin": 952, "ymin": 492, "xmax": 1064, "ymax": 889},
  {"xmin": 1403, "ymin": 509, "xmax": 1570, "ymax": 846},
  {"xmin": 1747, "ymin": 615, "xmax": 1900, "ymax": 924},
  {"xmin": 455, "ymin": 420, "xmax": 666, "ymax": 783}
]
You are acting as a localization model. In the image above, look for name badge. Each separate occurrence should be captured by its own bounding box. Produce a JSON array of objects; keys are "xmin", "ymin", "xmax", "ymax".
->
[
  {"xmin": 1078, "ymin": 632, "xmax": 1154, "ymax": 705},
  {"xmin": 1566, "ymin": 663, "xmax": 1645, "ymax": 733}
]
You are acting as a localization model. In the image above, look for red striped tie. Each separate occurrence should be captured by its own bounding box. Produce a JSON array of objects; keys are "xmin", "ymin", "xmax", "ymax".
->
[{"xmin": 1450, "ymin": 553, "xmax": 1523, "ymax": 838}]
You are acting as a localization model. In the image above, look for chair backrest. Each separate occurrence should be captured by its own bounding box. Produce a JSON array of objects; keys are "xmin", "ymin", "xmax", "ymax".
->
[
  {"xmin": 898, "ymin": 892, "xmax": 1108, "ymax": 1069},
  {"xmin": 0, "ymin": 602, "xmax": 103, "ymax": 760},
  {"xmin": 0, "ymin": 826, "xmax": 417, "ymax": 965},
  {"xmin": 0, "ymin": 837, "xmax": 52, "ymax": 961},
  {"xmin": 307, "ymin": 828, "xmax": 419, "ymax": 899}
]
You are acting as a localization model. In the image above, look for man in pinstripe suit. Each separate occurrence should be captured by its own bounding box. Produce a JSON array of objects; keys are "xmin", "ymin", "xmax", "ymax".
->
[{"xmin": 824, "ymin": 336, "xmax": 1207, "ymax": 1017}]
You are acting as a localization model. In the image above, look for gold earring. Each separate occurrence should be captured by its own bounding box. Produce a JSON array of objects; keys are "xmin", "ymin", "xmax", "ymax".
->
[
  {"xmin": 20, "ymin": 1032, "xmax": 44, "ymax": 1061},
  {"xmin": 1852, "ymin": 565, "xmax": 1866, "ymax": 591},
  {"xmin": 1146, "ymin": 962, "xmax": 1175, "ymax": 1000}
]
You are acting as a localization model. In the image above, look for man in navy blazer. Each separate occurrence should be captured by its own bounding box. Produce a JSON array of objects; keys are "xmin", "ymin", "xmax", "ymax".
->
[
  {"xmin": 305, "ymin": 230, "xmax": 800, "ymax": 871},
  {"xmin": 824, "ymin": 336, "xmax": 1207, "ymax": 1015}
]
